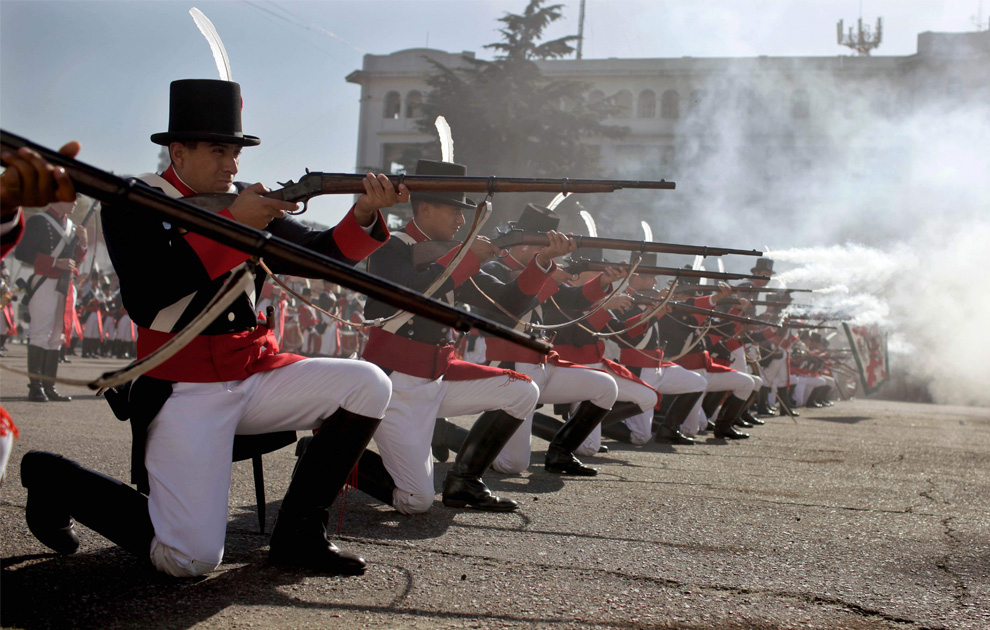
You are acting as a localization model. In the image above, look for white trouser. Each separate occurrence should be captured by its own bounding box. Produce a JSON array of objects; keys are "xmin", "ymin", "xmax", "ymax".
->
[
  {"xmin": 146, "ymin": 358, "xmax": 391, "ymax": 578},
  {"xmin": 577, "ymin": 363, "xmax": 658, "ymax": 456},
  {"xmin": 115, "ymin": 315, "xmax": 135, "ymax": 342},
  {"xmin": 763, "ymin": 353, "xmax": 790, "ymax": 390},
  {"xmin": 730, "ymin": 347, "xmax": 764, "ymax": 389},
  {"xmin": 0, "ymin": 433, "xmax": 13, "ymax": 485},
  {"xmin": 83, "ymin": 311, "xmax": 101, "ymax": 340},
  {"xmin": 493, "ymin": 362, "xmax": 618, "ymax": 474},
  {"xmin": 793, "ymin": 375, "xmax": 828, "ymax": 405},
  {"xmin": 373, "ymin": 369, "xmax": 540, "ymax": 515},
  {"xmin": 624, "ymin": 364, "xmax": 708, "ymax": 444},
  {"xmin": 681, "ymin": 368, "xmax": 758, "ymax": 436},
  {"xmin": 28, "ymin": 280, "xmax": 66, "ymax": 350}
]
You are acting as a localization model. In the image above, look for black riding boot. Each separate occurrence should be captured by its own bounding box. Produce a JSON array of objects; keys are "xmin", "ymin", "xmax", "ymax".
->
[
  {"xmin": 20, "ymin": 451, "xmax": 155, "ymax": 558},
  {"xmin": 354, "ymin": 450, "xmax": 398, "ymax": 506},
  {"xmin": 431, "ymin": 417, "xmax": 469, "ymax": 463},
  {"xmin": 599, "ymin": 400, "xmax": 648, "ymax": 444},
  {"xmin": 26, "ymin": 345, "xmax": 48, "ymax": 402},
  {"xmin": 531, "ymin": 411, "xmax": 565, "ymax": 442},
  {"xmin": 737, "ymin": 390, "xmax": 761, "ymax": 426},
  {"xmin": 700, "ymin": 391, "xmax": 725, "ymax": 420},
  {"xmin": 269, "ymin": 408, "xmax": 382, "ymax": 575},
  {"xmin": 714, "ymin": 395, "xmax": 750, "ymax": 439},
  {"xmin": 43, "ymin": 349, "xmax": 71, "ymax": 402},
  {"xmin": 777, "ymin": 387, "xmax": 800, "ymax": 417},
  {"xmin": 654, "ymin": 391, "xmax": 703, "ymax": 445},
  {"xmin": 546, "ymin": 402, "xmax": 611, "ymax": 476},
  {"xmin": 442, "ymin": 410, "xmax": 522, "ymax": 511},
  {"xmin": 755, "ymin": 386, "xmax": 774, "ymax": 416}
]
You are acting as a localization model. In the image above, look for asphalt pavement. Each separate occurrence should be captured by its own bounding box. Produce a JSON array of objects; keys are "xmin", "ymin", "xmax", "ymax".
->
[{"xmin": 1, "ymin": 344, "xmax": 988, "ymax": 630}]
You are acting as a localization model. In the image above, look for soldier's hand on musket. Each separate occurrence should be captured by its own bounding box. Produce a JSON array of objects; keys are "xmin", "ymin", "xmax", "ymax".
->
[
  {"xmin": 603, "ymin": 293, "xmax": 633, "ymax": 313},
  {"xmin": 54, "ymin": 258, "xmax": 76, "ymax": 272},
  {"xmin": 535, "ymin": 230, "xmax": 576, "ymax": 268},
  {"xmin": 552, "ymin": 267, "xmax": 578, "ymax": 285},
  {"xmin": 76, "ymin": 224, "xmax": 89, "ymax": 249},
  {"xmin": 354, "ymin": 173, "xmax": 410, "ymax": 226},
  {"xmin": 599, "ymin": 264, "xmax": 627, "ymax": 287},
  {"xmin": 711, "ymin": 281, "xmax": 734, "ymax": 304},
  {"xmin": 230, "ymin": 182, "xmax": 299, "ymax": 229},
  {"xmin": 469, "ymin": 235, "xmax": 500, "ymax": 262},
  {"xmin": 0, "ymin": 142, "xmax": 80, "ymax": 217}
]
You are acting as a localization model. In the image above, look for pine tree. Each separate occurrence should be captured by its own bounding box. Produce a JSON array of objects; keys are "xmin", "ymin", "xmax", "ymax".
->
[{"xmin": 409, "ymin": 0, "xmax": 625, "ymax": 183}]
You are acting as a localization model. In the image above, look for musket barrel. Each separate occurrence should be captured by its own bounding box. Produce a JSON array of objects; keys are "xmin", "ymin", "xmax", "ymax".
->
[
  {"xmin": 493, "ymin": 230, "xmax": 762, "ymax": 258},
  {"xmin": 318, "ymin": 174, "xmax": 675, "ymax": 195},
  {"xmin": 670, "ymin": 302, "xmax": 781, "ymax": 327}
]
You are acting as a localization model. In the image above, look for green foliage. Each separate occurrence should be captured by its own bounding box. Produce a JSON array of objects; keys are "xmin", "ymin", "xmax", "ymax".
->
[{"xmin": 410, "ymin": 0, "xmax": 626, "ymax": 180}]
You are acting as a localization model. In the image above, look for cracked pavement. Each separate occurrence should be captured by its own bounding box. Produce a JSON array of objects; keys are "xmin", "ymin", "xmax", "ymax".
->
[{"xmin": 1, "ymin": 348, "xmax": 988, "ymax": 629}]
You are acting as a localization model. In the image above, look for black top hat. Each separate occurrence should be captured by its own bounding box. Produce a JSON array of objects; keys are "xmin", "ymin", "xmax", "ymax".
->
[
  {"xmin": 507, "ymin": 204, "xmax": 560, "ymax": 233},
  {"xmin": 751, "ymin": 258, "xmax": 774, "ymax": 274},
  {"xmin": 410, "ymin": 160, "xmax": 476, "ymax": 209},
  {"xmin": 151, "ymin": 79, "xmax": 260, "ymax": 147}
]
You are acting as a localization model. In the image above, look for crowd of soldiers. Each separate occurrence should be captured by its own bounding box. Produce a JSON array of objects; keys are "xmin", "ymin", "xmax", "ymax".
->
[{"xmin": 0, "ymin": 78, "xmax": 850, "ymax": 581}]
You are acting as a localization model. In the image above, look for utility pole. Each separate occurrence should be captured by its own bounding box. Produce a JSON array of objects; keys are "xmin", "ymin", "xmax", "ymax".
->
[{"xmin": 576, "ymin": 0, "xmax": 586, "ymax": 60}]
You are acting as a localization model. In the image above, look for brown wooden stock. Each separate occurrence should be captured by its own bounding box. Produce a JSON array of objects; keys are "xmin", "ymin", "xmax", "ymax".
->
[{"xmin": 493, "ymin": 230, "xmax": 762, "ymax": 258}]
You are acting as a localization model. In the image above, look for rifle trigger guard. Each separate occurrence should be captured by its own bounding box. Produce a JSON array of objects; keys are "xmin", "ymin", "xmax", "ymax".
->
[{"xmin": 288, "ymin": 199, "xmax": 308, "ymax": 216}]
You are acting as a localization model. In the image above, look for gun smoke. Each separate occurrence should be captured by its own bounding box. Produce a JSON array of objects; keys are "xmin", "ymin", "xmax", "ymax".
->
[{"xmin": 599, "ymin": 46, "xmax": 989, "ymax": 406}]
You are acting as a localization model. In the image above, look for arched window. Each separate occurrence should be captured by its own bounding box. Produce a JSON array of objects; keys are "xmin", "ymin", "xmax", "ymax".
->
[
  {"xmin": 614, "ymin": 90, "xmax": 632, "ymax": 118},
  {"xmin": 791, "ymin": 89, "xmax": 810, "ymax": 119},
  {"xmin": 383, "ymin": 91, "xmax": 401, "ymax": 119},
  {"xmin": 588, "ymin": 89, "xmax": 605, "ymax": 104},
  {"xmin": 405, "ymin": 90, "xmax": 423, "ymax": 118},
  {"xmin": 637, "ymin": 90, "xmax": 656, "ymax": 118},
  {"xmin": 661, "ymin": 90, "xmax": 680, "ymax": 119}
]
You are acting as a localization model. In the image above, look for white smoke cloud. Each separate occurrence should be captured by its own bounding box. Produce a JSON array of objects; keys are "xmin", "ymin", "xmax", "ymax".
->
[{"xmin": 609, "ymin": 37, "xmax": 990, "ymax": 405}]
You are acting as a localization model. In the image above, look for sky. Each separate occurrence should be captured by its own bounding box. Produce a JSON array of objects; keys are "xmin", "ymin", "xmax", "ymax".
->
[{"xmin": 1, "ymin": 0, "xmax": 982, "ymax": 227}]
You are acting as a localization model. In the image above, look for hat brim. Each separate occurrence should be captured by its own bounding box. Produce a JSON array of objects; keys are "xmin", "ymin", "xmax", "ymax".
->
[
  {"xmin": 151, "ymin": 131, "xmax": 261, "ymax": 147},
  {"xmin": 410, "ymin": 192, "xmax": 478, "ymax": 210}
]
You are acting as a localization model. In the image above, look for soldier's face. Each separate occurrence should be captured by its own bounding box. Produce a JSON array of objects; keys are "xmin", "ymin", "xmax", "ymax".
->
[
  {"xmin": 418, "ymin": 202, "xmax": 465, "ymax": 240},
  {"xmin": 753, "ymin": 270, "xmax": 771, "ymax": 287},
  {"xmin": 171, "ymin": 142, "xmax": 241, "ymax": 193}
]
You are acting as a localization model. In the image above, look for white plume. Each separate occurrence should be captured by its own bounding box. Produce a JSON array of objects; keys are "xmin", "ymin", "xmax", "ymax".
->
[
  {"xmin": 547, "ymin": 192, "xmax": 569, "ymax": 211},
  {"xmin": 435, "ymin": 116, "xmax": 453, "ymax": 162},
  {"xmin": 578, "ymin": 209, "xmax": 598, "ymax": 237},
  {"xmin": 716, "ymin": 257, "xmax": 725, "ymax": 273},
  {"xmin": 640, "ymin": 220, "xmax": 653, "ymax": 242},
  {"xmin": 190, "ymin": 8, "xmax": 232, "ymax": 81}
]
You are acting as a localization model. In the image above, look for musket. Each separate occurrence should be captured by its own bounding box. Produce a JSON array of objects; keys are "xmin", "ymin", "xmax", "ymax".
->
[
  {"xmin": 0, "ymin": 129, "xmax": 549, "ymax": 352},
  {"xmin": 189, "ymin": 174, "xmax": 674, "ymax": 215},
  {"xmin": 493, "ymin": 228, "xmax": 763, "ymax": 258},
  {"xmin": 632, "ymin": 292, "xmax": 782, "ymax": 328},
  {"xmin": 780, "ymin": 320, "xmax": 838, "ymax": 330},
  {"xmin": 750, "ymin": 287, "xmax": 815, "ymax": 294},
  {"xmin": 561, "ymin": 257, "xmax": 764, "ymax": 281},
  {"xmin": 669, "ymin": 302, "xmax": 782, "ymax": 328}
]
